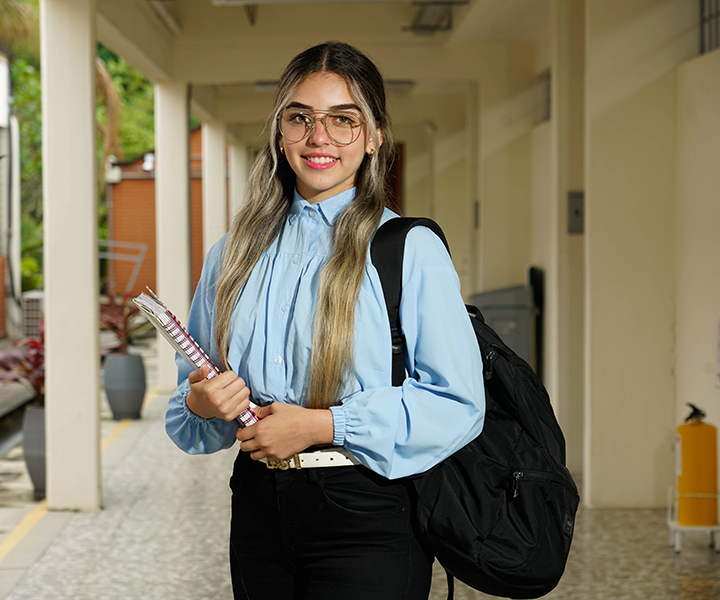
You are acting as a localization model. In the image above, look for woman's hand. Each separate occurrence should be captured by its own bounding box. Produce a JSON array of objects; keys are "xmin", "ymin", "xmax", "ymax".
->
[
  {"xmin": 236, "ymin": 403, "xmax": 334, "ymax": 461},
  {"xmin": 186, "ymin": 365, "xmax": 251, "ymax": 421}
]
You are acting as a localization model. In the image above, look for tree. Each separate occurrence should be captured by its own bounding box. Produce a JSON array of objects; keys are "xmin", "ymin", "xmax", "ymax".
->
[
  {"xmin": 100, "ymin": 48, "xmax": 155, "ymax": 161},
  {"xmin": 4, "ymin": 6, "xmax": 155, "ymax": 291},
  {"xmin": 0, "ymin": 0, "xmax": 39, "ymax": 63},
  {"xmin": 96, "ymin": 55, "xmax": 124, "ymax": 182}
]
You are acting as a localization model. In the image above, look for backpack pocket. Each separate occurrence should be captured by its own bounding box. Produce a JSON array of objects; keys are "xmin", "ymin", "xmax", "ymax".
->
[{"xmin": 476, "ymin": 467, "xmax": 579, "ymax": 597}]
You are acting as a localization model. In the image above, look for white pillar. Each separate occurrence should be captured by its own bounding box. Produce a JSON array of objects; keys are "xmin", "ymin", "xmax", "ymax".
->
[
  {"xmin": 8, "ymin": 116, "xmax": 22, "ymax": 339},
  {"xmin": 155, "ymin": 81, "xmax": 191, "ymax": 392},
  {"xmin": 0, "ymin": 53, "xmax": 8, "ymax": 245},
  {"xmin": 228, "ymin": 142, "xmax": 249, "ymax": 220},
  {"xmin": 41, "ymin": 0, "xmax": 101, "ymax": 510},
  {"xmin": 201, "ymin": 120, "xmax": 228, "ymax": 255}
]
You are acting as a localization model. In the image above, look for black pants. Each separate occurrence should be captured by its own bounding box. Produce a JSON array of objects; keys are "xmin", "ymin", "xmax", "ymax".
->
[{"xmin": 229, "ymin": 451, "xmax": 432, "ymax": 600}]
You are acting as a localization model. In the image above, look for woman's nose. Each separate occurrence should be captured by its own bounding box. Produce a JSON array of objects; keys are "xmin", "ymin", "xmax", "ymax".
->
[{"xmin": 306, "ymin": 117, "xmax": 330, "ymax": 145}]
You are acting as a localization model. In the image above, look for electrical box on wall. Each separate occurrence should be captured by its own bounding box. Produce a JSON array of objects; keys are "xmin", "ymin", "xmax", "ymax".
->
[{"xmin": 568, "ymin": 191, "xmax": 584, "ymax": 234}]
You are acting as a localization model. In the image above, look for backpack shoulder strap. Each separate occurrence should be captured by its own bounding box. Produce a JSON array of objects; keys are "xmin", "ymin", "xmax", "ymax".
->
[
  {"xmin": 371, "ymin": 216, "xmax": 457, "ymax": 600},
  {"xmin": 370, "ymin": 216, "xmax": 450, "ymax": 386}
]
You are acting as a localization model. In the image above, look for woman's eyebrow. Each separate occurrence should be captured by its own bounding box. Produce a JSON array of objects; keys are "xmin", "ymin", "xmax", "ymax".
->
[{"xmin": 285, "ymin": 101, "xmax": 361, "ymax": 112}]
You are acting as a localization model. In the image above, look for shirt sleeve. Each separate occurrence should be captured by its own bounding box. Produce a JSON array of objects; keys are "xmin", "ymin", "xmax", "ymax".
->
[
  {"xmin": 164, "ymin": 239, "xmax": 240, "ymax": 454},
  {"xmin": 329, "ymin": 226, "xmax": 486, "ymax": 479}
]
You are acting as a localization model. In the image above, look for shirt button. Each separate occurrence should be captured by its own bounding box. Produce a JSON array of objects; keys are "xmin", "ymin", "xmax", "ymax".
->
[
  {"xmin": 292, "ymin": 255, "xmax": 301, "ymax": 264},
  {"xmin": 273, "ymin": 354, "xmax": 283, "ymax": 365},
  {"xmin": 281, "ymin": 303, "xmax": 290, "ymax": 313}
]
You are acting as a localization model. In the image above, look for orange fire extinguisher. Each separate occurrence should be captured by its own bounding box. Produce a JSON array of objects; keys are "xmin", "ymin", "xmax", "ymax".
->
[{"xmin": 676, "ymin": 403, "xmax": 718, "ymax": 526}]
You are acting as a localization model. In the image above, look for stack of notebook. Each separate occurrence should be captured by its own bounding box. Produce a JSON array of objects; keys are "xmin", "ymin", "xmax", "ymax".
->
[{"xmin": 134, "ymin": 288, "xmax": 258, "ymax": 427}]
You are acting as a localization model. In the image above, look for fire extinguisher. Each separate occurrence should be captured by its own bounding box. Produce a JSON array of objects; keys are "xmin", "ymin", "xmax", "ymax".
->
[{"xmin": 676, "ymin": 403, "xmax": 718, "ymax": 526}]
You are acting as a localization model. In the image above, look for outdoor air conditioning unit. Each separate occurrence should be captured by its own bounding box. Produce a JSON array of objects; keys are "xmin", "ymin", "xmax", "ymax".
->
[{"xmin": 22, "ymin": 290, "xmax": 44, "ymax": 339}]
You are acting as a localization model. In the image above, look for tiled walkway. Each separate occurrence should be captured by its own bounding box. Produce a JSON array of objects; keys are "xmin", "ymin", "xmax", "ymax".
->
[{"xmin": 0, "ymin": 343, "xmax": 719, "ymax": 599}]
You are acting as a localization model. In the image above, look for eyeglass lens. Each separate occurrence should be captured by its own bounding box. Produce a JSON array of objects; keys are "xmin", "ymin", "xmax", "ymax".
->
[{"xmin": 279, "ymin": 109, "xmax": 363, "ymax": 145}]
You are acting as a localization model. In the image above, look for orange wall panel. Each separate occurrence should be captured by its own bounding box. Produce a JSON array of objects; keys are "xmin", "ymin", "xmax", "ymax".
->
[
  {"xmin": 110, "ymin": 178, "xmax": 157, "ymax": 297},
  {"xmin": 110, "ymin": 129, "xmax": 210, "ymax": 297},
  {"xmin": 190, "ymin": 177, "xmax": 204, "ymax": 292}
]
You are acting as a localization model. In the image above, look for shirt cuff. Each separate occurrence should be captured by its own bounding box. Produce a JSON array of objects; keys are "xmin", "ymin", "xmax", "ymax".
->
[
  {"xmin": 329, "ymin": 405, "xmax": 347, "ymax": 446},
  {"xmin": 181, "ymin": 389, "xmax": 217, "ymax": 424}
]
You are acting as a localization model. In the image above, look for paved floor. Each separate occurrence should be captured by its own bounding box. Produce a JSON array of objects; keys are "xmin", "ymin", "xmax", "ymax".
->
[{"xmin": 0, "ymin": 340, "xmax": 719, "ymax": 599}]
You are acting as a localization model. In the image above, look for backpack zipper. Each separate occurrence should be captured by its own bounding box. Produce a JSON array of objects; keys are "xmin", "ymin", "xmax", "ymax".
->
[
  {"xmin": 484, "ymin": 343, "xmax": 513, "ymax": 380},
  {"xmin": 511, "ymin": 470, "xmax": 578, "ymax": 498},
  {"xmin": 512, "ymin": 472, "xmax": 522, "ymax": 498},
  {"xmin": 484, "ymin": 346, "xmax": 498, "ymax": 380}
]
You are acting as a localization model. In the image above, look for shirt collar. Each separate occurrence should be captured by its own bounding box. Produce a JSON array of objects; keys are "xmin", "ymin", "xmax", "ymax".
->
[{"xmin": 290, "ymin": 188, "xmax": 356, "ymax": 226}]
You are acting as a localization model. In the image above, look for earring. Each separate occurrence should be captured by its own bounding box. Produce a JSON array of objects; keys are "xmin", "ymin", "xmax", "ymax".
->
[
  {"xmin": 367, "ymin": 148, "xmax": 375, "ymax": 156},
  {"xmin": 279, "ymin": 146, "xmax": 285, "ymax": 155}
]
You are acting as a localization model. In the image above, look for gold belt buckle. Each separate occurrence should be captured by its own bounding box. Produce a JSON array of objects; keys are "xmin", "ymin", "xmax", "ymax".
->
[{"xmin": 266, "ymin": 454, "xmax": 302, "ymax": 470}]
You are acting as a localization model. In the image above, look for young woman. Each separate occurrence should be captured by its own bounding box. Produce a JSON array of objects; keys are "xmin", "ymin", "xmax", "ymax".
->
[{"xmin": 165, "ymin": 41, "xmax": 485, "ymax": 600}]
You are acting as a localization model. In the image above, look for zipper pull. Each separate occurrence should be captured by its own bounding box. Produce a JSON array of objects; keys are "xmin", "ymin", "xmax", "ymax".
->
[
  {"xmin": 484, "ymin": 347, "xmax": 498, "ymax": 380},
  {"xmin": 512, "ymin": 471, "xmax": 523, "ymax": 498}
]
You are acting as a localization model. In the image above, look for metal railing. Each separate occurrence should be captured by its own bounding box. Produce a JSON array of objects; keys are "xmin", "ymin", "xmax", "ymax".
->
[{"xmin": 98, "ymin": 239, "xmax": 148, "ymax": 295}]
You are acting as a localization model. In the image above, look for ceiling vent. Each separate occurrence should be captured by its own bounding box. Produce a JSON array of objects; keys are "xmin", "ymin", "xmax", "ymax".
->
[{"xmin": 404, "ymin": 0, "xmax": 468, "ymax": 35}]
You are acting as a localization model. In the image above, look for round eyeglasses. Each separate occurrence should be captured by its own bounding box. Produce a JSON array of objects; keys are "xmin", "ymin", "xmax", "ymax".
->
[{"xmin": 278, "ymin": 108, "xmax": 366, "ymax": 146}]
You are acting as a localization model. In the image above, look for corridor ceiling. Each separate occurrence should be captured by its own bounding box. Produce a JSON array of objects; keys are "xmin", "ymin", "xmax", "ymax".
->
[{"xmin": 96, "ymin": 0, "xmax": 550, "ymax": 134}]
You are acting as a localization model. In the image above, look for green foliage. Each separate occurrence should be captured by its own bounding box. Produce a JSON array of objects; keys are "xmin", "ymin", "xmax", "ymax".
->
[
  {"xmin": 21, "ymin": 257, "xmax": 42, "ymax": 291},
  {"xmin": 11, "ymin": 58, "xmax": 42, "ymax": 222},
  {"xmin": 10, "ymin": 43, "xmax": 157, "ymax": 291},
  {"xmin": 0, "ymin": 0, "xmax": 39, "ymax": 64},
  {"xmin": 20, "ymin": 213, "xmax": 42, "ymax": 290},
  {"xmin": 12, "ymin": 58, "xmax": 44, "ymax": 290},
  {"xmin": 101, "ymin": 46, "xmax": 155, "ymax": 161}
]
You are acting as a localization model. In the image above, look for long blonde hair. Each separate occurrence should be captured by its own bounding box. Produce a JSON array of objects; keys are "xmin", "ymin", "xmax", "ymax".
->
[{"xmin": 214, "ymin": 41, "xmax": 395, "ymax": 409}]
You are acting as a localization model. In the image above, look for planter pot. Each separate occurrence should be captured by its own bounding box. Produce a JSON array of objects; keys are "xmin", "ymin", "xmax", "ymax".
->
[
  {"xmin": 103, "ymin": 353, "xmax": 146, "ymax": 420},
  {"xmin": 23, "ymin": 405, "xmax": 46, "ymax": 501}
]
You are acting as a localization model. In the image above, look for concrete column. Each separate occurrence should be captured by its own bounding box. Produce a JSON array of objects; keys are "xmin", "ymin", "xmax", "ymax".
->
[
  {"xmin": 228, "ymin": 142, "xmax": 249, "ymax": 220},
  {"xmin": 41, "ymin": 0, "xmax": 101, "ymax": 510},
  {"xmin": 549, "ymin": 0, "xmax": 585, "ymax": 477},
  {"xmin": 155, "ymin": 81, "xmax": 191, "ymax": 392},
  {"xmin": 201, "ymin": 120, "xmax": 228, "ymax": 255}
]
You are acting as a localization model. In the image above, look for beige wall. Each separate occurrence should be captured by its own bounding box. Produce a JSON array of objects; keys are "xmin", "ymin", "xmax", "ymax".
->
[
  {"xmin": 479, "ymin": 44, "xmax": 538, "ymax": 291},
  {"xmin": 530, "ymin": 122, "xmax": 553, "ymax": 281},
  {"xmin": 395, "ymin": 89, "xmax": 473, "ymax": 295},
  {"xmin": 398, "ymin": 121, "xmax": 433, "ymax": 218},
  {"xmin": 584, "ymin": 0, "xmax": 697, "ymax": 507},
  {"xmin": 675, "ymin": 49, "xmax": 720, "ymax": 489}
]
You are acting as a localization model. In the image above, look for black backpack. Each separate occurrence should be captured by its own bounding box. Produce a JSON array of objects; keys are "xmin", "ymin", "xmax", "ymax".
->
[{"xmin": 371, "ymin": 217, "xmax": 580, "ymax": 600}]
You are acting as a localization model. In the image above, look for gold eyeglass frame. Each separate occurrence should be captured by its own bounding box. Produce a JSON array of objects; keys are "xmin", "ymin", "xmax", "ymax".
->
[{"xmin": 277, "ymin": 108, "xmax": 367, "ymax": 146}]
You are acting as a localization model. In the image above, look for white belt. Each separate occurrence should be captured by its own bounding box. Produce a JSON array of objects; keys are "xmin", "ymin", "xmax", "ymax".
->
[{"xmin": 261, "ymin": 448, "xmax": 361, "ymax": 470}]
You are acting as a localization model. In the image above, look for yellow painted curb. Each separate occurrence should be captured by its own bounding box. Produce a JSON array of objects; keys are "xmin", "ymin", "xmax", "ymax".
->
[
  {"xmin": 0, "ymin": 500, "xmax": 48, "ymax": 563},
  {"xmin": 0, "ymin": 387, "xmax": 160, "ymax": 564},
  {"xmin": 100, "ymin": 419, "xmax": 133, "ymax": 453}
]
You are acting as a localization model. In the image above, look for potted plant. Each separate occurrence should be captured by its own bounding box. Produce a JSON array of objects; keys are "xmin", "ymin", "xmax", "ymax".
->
[
  {"xmin": 0, "ymin": 323, "xmax": 46, "ymax": 500},
  {"xmin": 100, "ymin": 292, "xmax": 146, "ymax": 419}
]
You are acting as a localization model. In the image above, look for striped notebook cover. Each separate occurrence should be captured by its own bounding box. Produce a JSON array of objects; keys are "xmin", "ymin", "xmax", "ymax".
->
[{"xmin": 133, "ymin": 288, "xmax": 258, "ymax": 428}]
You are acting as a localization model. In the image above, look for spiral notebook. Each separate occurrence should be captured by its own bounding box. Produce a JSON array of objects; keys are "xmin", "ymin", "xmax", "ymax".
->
[{"xmin": 133, "ymin": 288, "xmax": 258, "ymax": 427}]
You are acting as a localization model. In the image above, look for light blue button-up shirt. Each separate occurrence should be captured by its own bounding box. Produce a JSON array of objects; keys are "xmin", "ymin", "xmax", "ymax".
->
[{"xmin": 165, "ymin": 187, "xmax": 485, "ymax": 479}]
